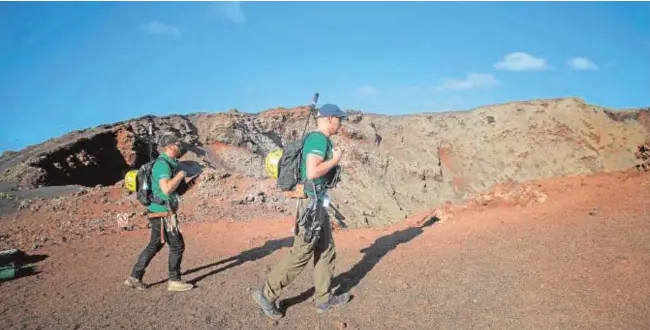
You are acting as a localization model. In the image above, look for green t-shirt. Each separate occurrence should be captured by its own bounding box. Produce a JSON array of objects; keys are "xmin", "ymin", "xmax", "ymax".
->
[
  {"xmin": 147, "ymin": 153, "xmax": 180, "ymax": 213},
  {"xmin": 300, "ymin": 131, "xmax": 333, "ymax": 196}
]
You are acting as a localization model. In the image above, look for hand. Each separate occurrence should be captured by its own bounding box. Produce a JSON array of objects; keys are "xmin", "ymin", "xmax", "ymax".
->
[
  {"xmin": 185, "ymin": 173, "xmax": 199, "ymax": 183},
  {"xmin": 332, "ymin": 148, "xmax": 343, "ymax": 163},
  {"xmin": 178, "ymin": 170, "xmax": 187, "ymax": 179}
]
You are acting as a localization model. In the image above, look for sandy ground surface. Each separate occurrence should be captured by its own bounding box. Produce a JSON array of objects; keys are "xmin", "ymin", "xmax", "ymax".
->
[{"xmin": 1, "ymin": 171, "xmax": 649, "ymax": 330}]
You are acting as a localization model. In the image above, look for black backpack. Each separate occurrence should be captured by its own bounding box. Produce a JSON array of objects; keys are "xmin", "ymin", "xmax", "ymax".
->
[
  {"xmin": 276, "ymin": 131, "xmax": 340, "ymax": 191},
  {"xmin": 136, "ymin": 157, "xmax": 176, "ymax": 207}
]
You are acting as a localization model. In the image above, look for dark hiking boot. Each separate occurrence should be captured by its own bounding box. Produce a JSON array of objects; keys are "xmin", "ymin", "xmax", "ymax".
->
[
  {"xmin": 315, "ymin": 292, "xmax": 350, "ymax": 313},
  {"xmin": 124, "ymin": 276, "xmax": 147, "ymax": 290},
  {"xmin": 252, "ymin": 288, "xmax": 283, "ymax": 320}
]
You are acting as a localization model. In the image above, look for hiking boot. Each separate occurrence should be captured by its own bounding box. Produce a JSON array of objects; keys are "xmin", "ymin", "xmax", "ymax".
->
[
  {"xmin": 315, "ymin": 292, "xmax": 350, "ymax": 313},
  {"xmin": 252, "ymin": 288, "xmax": 283, "ymax": 320},
  {"xmin": 124, "ymin": 276, "xmax": 147, "ymax": 290},
  {"xmin": 167, "ymin": 280, "xmax": 194, "ymax": 292}
]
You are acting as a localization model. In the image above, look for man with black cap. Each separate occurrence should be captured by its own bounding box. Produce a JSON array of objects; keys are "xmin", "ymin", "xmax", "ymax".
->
[
  {"xmin": 252, "ymin": 104, "xmax": 350, "ymax": 319},
  {"xmin": 124, "ymin": 132, "xmax": 194, "ymax": 292}
]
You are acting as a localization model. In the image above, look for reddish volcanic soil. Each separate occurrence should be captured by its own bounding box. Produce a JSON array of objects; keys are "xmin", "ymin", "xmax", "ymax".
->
[{"xmin": 1, "ymin": 170, "xmax": 649, "ymax": 329}]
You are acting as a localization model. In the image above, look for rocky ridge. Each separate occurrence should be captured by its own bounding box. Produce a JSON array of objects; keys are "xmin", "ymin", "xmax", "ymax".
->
[{"xmin": 1, "ymin": 97, "xmax": 648, "ymax": 240}]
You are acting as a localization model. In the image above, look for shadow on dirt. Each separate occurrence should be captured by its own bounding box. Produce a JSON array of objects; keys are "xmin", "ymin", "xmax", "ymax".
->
[
  {"xmin": 148, "ymin": 237, "xmax": 293, "ymax": 287},
  {"xmin": 0, "ymin": 249, "xmax": 49, "ymax": 283},
  {"xmin": 280, "ymin": 215, "xmax": 440, "ymax": 312}
]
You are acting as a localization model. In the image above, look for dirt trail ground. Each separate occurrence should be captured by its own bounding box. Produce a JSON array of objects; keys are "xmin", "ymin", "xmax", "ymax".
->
[{"xmin": 2, "ymin": 171, "xmax": 648, "ymax": 330}]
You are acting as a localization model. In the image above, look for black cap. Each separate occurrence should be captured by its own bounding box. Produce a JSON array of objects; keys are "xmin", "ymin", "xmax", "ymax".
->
[{"xmin": 158, "ymin": 132, "xmax": 182, "ymax": 147}]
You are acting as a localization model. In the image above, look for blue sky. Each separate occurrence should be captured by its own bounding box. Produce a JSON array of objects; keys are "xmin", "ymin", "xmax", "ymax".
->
[{"xmin": 1, "ymin": 1, "xmax": 649, "ymax": 152}]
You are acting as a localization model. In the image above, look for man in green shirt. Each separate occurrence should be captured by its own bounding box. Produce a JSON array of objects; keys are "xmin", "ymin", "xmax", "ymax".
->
[
  {"xmin": 125, "ymin": 132, "xmax": 195, "ymax": 292},
  {"xmin": 252, "ymin": 104, "xmax": 349, "ymax": 319}
]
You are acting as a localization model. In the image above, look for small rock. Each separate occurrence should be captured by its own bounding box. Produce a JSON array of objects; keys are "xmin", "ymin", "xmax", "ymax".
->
[
  {"xmin": 588, "ymin": 208, "xmax": 598, "ymax": 216},
  {"xmin": 336, "ymin": 321, "xmax": 347, "ymax": 329},
  {"xmin": 361, "ymin": 210, "xmax": 375, "ymax": 217},
  {"xmin": 18, "ymin": 199, "xmax": 32, "ymax": 210}
]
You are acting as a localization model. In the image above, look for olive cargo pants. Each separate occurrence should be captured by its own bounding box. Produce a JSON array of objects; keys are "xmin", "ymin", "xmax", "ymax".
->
[{"xmin": 263, "ymin": 199, "xmax": 336, "ymax": 305}]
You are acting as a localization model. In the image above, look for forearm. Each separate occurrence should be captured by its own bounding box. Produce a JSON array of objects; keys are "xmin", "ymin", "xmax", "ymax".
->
[
  {"xmin": 307, "ymin": 159, "xmax": 338, "ymax": 179},
  {"xmin": 162, "ymin": 172, "xmax": 185, "ymax": 195}
]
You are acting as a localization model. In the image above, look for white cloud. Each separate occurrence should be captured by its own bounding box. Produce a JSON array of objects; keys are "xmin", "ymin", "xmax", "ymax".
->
[
  {"xmin": 216, "ymin": 1, "xmax": 246, "ymax": 24},
  {"xmin": 432, "ymin": 73, "xmax": 499, "ymax": 92},
  {"xmin": 142, "ymin": 21, "xmax": 180, "ymax": 38},
  {"xmin": 357, "ymin": 85, "xmax": 376, "ymax": 96},
  {"xmin": 494, "ymin": 52, "xmax": 548, "ymax": 71},
  {"xmin": 567, "ymin": 57, "xmax": 599, "ymax": 70}
]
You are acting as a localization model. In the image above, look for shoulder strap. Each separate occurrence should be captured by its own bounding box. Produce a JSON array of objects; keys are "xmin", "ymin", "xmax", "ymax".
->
[
  {"xmin": 302, "ymin": 131, "xmax": 328, "ymax": 144},
  {"xmin": 301, "ymin": 131, "xmax": 318, "ymax": 143},
  {"xmin": 154, "ymin": 156, "xmax": 174, "ymax": 168},
  {"xmin": 301, "ymin": 131, "xmax": 332, "ymax": 155},
  {"xmin": 153, "ymin": 156, "xmax": 178, "ymax": 177}
]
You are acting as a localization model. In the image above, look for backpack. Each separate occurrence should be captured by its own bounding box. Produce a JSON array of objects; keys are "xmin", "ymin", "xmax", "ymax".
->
[
  {"xmin": 135, "ymin": 157, "xmax": 174, "ymax": 207},
  {"xmin": 277, "ymin": 132, "xmax": 336, "ymax": 191}
]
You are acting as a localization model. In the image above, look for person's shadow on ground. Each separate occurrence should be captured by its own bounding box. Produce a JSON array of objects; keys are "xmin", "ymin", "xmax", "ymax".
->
[
  {"xmin": 0, "ymin": 250, "xmax": 48, "ymax": 283},
  {"xmin": 280, "ymin": 215, "xmax": 440, "ymax": 311},
  {"xmin": 148, "ymin": 237, "xmax": 293, "ymax": 287}
]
